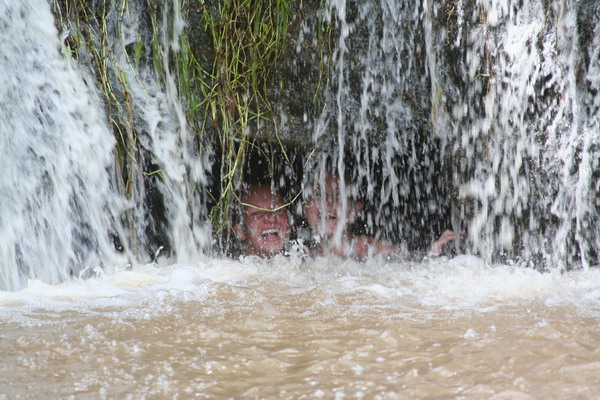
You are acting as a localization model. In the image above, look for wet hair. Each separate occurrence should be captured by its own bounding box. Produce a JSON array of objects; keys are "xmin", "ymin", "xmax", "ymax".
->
[
  {"xmin": 301, "ymin": 150, "xmax": 356, "ymax": 197},
  {"xmin": 232, "ymin": 183, "xmax": 286, "ymax": 225}
]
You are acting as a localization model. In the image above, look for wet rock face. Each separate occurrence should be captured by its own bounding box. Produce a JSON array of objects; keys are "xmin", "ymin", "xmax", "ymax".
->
[
  {"xmin": 182, "ymin": 0, "xmax": 599, "ymax": 264},
  {"xmin": 264, "ymin": 1, "xmax": 433, "ymax": 146},
  {"xmin": 50, "ymin": 0, "xmax": 598, "ymax": 268}
]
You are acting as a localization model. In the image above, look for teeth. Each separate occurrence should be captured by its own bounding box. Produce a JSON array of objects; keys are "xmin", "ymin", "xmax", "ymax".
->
[
  {"xmin": 261, "ymin": 229, "xmax": 279, "ymax": 238},
  {"xmin": 326, "ymin": 214, "xmax": 337, "ymax": 220}
]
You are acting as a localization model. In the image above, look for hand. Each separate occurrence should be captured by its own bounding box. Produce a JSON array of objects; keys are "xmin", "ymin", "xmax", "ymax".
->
[{"xmin": 429, "ymin": 229, "xmax": 463, "ymax": 257}]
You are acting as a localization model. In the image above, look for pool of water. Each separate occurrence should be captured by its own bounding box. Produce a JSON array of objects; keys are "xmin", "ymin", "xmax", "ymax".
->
[{"xmin": 2, "ymin": 255, "xmax": 599, "ymax": 399}]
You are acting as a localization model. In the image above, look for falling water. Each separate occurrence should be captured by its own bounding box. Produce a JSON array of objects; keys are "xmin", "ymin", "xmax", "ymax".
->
[
  {"xmin": 425, "ymin": 0, "xmax": 600, "ymax": 269},
  {"xmin": 0, "ymin": 0, "xmax": 129, "ymax": 291},
  {"xmin": 77, "ymin": 0, "xmax": 212, "ymax": 262},
  {"xmin": 315, "ymin": 0, "xmax": 599, "ymax": 269},
  {"xmin": 2, "ymin": 0, "xmax": 595, "ymax": 290},
  {"xmin": 0, "ymin": 0, "xmax": 211, "ymax": 291}
]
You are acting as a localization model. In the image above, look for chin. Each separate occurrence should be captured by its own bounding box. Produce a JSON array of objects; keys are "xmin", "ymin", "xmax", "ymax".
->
[{"xmin": 260, "ymin": 244, "xmax": 284, "ymax": 255}]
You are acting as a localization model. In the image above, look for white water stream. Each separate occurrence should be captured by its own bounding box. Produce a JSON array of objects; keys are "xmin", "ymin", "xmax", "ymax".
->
[{"xmin": 0, "ymin": 0, "xmax": 129, "ymax": 291}]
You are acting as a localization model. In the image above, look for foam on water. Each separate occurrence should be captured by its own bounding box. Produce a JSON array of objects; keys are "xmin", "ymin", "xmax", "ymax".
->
[{"xmin": 1, "ymin": 257, "xmax": 599, "ymax": 324}]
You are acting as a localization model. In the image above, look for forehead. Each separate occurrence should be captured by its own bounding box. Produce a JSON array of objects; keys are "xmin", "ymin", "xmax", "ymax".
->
[
  {"xmin": 243, "ymin": 187, "xmax": 284, "ymax": 209},
  {"xmin": 310, "ymin": 174, "xmax": 340, "ymax": 194}
]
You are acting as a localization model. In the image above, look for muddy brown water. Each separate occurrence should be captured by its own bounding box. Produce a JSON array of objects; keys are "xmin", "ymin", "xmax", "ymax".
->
[{"xmin": 1, "ymin": 255, "xmax": 599, "ymax": 399}]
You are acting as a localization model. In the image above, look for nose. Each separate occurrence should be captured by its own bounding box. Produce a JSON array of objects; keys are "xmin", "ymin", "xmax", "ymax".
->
[
  {"xmin": 326, "ymin": 199, "xmax": 336, "ymax": 212},
  {"xmin": 263, "ymin": 211, "xmax": 279, "ymax": 222}
]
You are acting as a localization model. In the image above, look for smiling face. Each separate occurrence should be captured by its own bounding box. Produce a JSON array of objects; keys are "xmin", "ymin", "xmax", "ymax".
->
[
  {"xmin": 237, "ymin": 185, "xmax": 290, "ymax": 257},
  {"xmin": 303, "ymin": 173, "xmax": 358, "ymax": 239}
]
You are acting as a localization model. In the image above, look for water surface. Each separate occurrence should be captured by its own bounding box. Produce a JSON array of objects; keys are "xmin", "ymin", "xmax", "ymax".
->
[{"xmin": 2, "ymin": 256, "xmax": 599, "ymax": 399}]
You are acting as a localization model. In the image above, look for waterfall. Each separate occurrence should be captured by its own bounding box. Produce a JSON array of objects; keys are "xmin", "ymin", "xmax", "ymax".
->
[
  {"xmin": 312, "ymin": 0, "xmax": 450, "ymax": 252},
  {"xmin": 313, "ymin": 0, "xmax": 598, "ymax": 269},
  {"xmin": 424, "ymin": 0, "xmax": 599, "ymax": 269},
  {"xmin": 86, "ymin": 0, "xmax": 211, "ymax": 263},
  {"xmin": 0, "ymin": 0, "xmax": 211, "ymax": 291},
  {"xmin": 1, "ymin": 0, "xmax": 597, "ymax": 290},
  {"xmin": 0, "ymin": 0, "xmax": 129, "ymax": 290}
]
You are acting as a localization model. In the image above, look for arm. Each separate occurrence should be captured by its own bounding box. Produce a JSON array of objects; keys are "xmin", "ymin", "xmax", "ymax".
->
[{"xmin": 428, "ymin": 229, "xmax": 461, "ymax": 257}]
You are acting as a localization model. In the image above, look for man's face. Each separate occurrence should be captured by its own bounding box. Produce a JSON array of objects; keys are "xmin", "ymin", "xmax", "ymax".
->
[{"xmin": 239, "ymin": 186, "xmax": 290, "ymax": 257}]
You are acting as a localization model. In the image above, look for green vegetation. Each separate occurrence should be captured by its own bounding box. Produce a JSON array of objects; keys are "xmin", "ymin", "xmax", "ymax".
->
[
  {"xmin": 52, "ymin": 0, "xmax": 300, "ymax": 250},
  {"xmin": 192, "ymin": 0, "xmax": 293, "ymax": 239}
]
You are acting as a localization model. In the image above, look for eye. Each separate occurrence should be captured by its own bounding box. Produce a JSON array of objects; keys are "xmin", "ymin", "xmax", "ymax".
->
[{"xmin": 250, "ymin": 211, "xmax": 265, "ymax": 219}]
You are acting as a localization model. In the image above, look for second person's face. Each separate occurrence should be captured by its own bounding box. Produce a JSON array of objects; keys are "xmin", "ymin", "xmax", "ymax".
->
[{"xmin": 303, "ymin": 174, "xmax": 349, "ymax": 238}]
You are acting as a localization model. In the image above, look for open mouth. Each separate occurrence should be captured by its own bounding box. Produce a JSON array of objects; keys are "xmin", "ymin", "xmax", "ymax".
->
[
  {"xmin": 326, "ymin": 213, "xmax": 337, "ymax": 220},
  {"xmin": 260, "ymin": 229, "xmax": 281, "ymax": 240}
]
